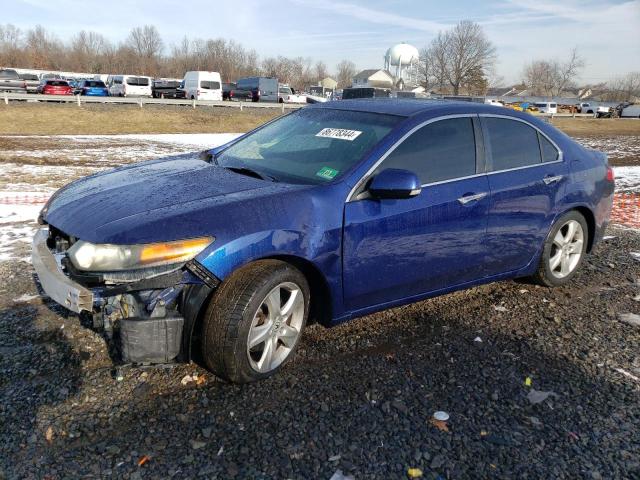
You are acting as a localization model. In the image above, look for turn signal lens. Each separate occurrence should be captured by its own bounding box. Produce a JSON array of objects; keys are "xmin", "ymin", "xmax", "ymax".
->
[{"xmin": 139, "ymin": 238, "xmax": 213, "ymax": 265}]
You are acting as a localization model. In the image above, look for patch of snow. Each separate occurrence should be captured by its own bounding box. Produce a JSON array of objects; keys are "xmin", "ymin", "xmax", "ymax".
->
[
  {"xmin": 613, "ymin": 166, "xmax": 640, "ymax": 192},
  {"xmin": 14, "ymin": 293, "xmax": 40, "ymax": 302}
]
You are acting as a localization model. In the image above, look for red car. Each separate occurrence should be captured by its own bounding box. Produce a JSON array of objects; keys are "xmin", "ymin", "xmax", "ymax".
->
[{"xmin": 37, "ymin": 80, "xmax": 73, "ymax": 95}]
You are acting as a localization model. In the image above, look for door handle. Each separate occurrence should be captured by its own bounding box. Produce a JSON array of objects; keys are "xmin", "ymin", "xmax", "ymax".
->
[
  {"xmin": 543, "ymin": 175, "xmax": 563, "ymax": 185},
  {"xmin": 457, "ymin": 192, "xmax": 488, "ymax": 205}
]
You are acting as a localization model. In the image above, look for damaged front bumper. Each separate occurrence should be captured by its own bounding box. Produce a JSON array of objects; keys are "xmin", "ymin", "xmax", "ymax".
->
[
  {"xmin": 32, "ymin": 228, "xmax": 94, "ymax": 313},
  {"xmin": 32, "ymin": 228, "xmax": 219, "ymax": 365}
]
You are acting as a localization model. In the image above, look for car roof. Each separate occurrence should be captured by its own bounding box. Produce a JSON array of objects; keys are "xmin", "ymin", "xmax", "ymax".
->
[{"xmin": 309, "ymin": 98, "xmax": 519, "ymax": 118}]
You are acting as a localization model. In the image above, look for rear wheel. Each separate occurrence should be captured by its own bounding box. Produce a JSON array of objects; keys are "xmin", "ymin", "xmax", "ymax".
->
[
  {"xmin": 200, "ymin": 260, "xmax": 309, "ymax": 383},
  {"xmin": 531, "ymin": 211, "xmax": 588, "ymax": 287}
]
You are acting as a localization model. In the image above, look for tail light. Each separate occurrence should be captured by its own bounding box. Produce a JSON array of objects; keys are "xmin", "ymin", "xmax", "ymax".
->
[{"xmin": 606, "ymin": 166, "xmax": 615, "ymax": 183}]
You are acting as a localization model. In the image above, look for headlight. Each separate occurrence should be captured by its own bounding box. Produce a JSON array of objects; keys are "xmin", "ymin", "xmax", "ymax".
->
[{"xmin": 67, "ymin": 237, "xmax": 213, "ymax": 272}]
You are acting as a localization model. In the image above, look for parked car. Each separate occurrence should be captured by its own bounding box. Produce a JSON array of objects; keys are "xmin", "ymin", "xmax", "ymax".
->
[
  {"xmin": 278, "ymin": 84, "xmax": 307, "ymax": 103},
  {"xmin": 175, "ymin": 80, "xmax": 186, "ymax": 99},
  {"xmin": 33, "ymin": 100, "xmax": 614, "ymax": 383},
  {"xmin": 152, "ymin": 79, "xmax": 183, "ymax": 98},
  {"xmin": 75, "ymin": 80, "xmax": 109, "ymax": 96},
  {"xmin": 0, "ymin": 68, "xmax": 27, "ymax": 93},
  {"xmin": 182, "ymin": 71, "xmax": 222, "ymax": 101},
  {"xmin": 20, "ymin": 73, "xmax": 41, "ymax": 93},
  {"xmin": 108, "ymin": 75, "xmax": 153, "ymax": 97},
  {"xmin": 37, "ymin": 80, "xmax": 73, "ymax": 95},
  {"xmin": 222, "ymin": 82, "xmax": 236, "ymax": 101},
  {"xmin": 619, "ymin": 103, "xmax": 640, "ymax": 118},
  {"xmin": 484, "ymin": 98, "xmax": 504, "ymax": 107},
  {"xmin": 233, "ymin": 76, "xmax": 278, "ymax": 102},
  {"xmin": 534, "ymin": 102, "xmax": 558, "ymax": 114},
  {"xmin": 342, "ymin": 87, "xmax": 392, "ymax": 99}
]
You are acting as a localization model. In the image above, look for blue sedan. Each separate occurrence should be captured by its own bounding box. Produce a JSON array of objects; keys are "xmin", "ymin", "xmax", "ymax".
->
[
  {"xmin": 33, "ymin": 100, "xmax": 614, "ymax": 382},
  {"xmin": 76, "ymin": 80, "xmax": 109, "ymax": 96}
]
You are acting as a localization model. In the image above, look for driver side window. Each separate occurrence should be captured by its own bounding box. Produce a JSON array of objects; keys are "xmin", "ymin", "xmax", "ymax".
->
[{"xmin": 374, "ymin": 117, "xmax": 477, "ymax": 184}]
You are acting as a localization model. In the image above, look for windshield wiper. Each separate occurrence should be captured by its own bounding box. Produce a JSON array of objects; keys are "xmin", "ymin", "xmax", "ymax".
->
[{"xmin": 225, "ymin": 166, "xmax": 276, "ymax": 182}]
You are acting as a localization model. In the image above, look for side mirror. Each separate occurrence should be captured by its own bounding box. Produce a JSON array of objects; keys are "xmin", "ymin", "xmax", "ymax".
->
[{"xmin": 369, "ymin": 168, "xmax": 421, "ymax": 199}]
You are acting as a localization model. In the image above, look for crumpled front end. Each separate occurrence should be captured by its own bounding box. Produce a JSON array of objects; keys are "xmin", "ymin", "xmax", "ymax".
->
[{"xmin": 32, "ymin": 225, "xmax": 219, "ymax": 365}]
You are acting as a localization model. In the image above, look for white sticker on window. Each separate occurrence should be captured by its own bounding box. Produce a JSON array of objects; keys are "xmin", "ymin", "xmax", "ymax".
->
[{"xmin": 315, "ymin": 128, "xmax": 362, "ymax": 141}]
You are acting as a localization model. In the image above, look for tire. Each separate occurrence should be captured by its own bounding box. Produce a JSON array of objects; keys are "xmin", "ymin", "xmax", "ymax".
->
[
  {"xmin": 530, "ymin": 211, "xmax": 588, "ymax": 287},
  {"xmin": 200, "ymin": 260, "xmax": 310, "ymax": 383}
]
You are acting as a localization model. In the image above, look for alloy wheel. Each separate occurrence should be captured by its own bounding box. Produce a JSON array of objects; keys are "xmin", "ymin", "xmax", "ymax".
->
[
  {"xmin": 247, "ymin": 282, "xmax": 305, "ymax": 373},
  {"xmin": 549, "ymin": 219, "xmax": 584, "ymax": 279}
]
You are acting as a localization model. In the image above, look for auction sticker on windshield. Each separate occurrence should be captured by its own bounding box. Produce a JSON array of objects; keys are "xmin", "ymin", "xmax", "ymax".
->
[{"xmin": 315, "ymin": 128, "xmax": 362, "ymax": 141}]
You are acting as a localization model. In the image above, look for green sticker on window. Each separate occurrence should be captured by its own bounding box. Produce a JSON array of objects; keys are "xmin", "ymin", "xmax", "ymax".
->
[{"xmin": 316, "ymin": 166, "xmax": 339, "ymax": 180}]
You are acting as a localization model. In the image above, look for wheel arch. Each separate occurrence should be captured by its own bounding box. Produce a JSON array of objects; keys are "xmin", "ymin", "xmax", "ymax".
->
[
  {"xmin": 182, "ymin": 254, "xmax": 333, "ymax": 362},
  {"xmin": 263, "ymin": 254, "xmax": 333, "ymax": 327},
  {"xmin": 560, "ymin": 205, "xmax": 596, "ymax": 253}
]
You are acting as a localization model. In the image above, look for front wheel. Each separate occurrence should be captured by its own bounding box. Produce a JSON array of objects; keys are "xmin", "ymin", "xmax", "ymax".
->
[
  {"xmin": 200, "ymin": 260, "xmax": 309, "ymax": 383},
  {"xmin": 531, "ymin": 211, "xmax": 588, "ymax": 287}
]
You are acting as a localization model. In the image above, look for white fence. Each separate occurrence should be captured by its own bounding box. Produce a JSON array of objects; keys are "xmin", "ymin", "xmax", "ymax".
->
[{"xmin": 0, "ymin": 92, "xmax": 304, "ymax": 112}]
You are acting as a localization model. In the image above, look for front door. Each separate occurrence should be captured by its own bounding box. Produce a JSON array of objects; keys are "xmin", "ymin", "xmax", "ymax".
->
[{"xmin": 343, "ymin": 116, "xmax": 490, "ymax": 312}]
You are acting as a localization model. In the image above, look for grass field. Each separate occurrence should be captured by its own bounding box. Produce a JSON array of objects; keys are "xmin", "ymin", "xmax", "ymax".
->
[
  {"xmin": 0, "ymin": 102, "xmax": 638, "ymax": 136},
  {"xmin": 0, "ymin": 103, "xmax": 280, "ymax": 135}
]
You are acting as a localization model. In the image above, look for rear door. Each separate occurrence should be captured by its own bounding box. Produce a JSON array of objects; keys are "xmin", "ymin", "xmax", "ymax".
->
[
  {"xmin": 343, "ymin": 115, "xmax": 490, "ymax": 311},
  {"xmin": 481, "ymin": 115, "xmax": 567, "ymax": 276}
]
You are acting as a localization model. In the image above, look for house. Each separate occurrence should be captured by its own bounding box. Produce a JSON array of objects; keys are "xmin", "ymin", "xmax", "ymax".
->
[
  {"xmin": 319, "ymin": 77, "xmax": 337, "ymax": 90},
  {"xmin": 352, "ymin": 69, "xmax": 395, "ymax": 89}
]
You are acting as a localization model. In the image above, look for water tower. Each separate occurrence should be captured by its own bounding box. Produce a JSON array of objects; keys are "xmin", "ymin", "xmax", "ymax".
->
[{"xmin": 384, "ymin": 43, "xmax": 420, "ymax": 88}]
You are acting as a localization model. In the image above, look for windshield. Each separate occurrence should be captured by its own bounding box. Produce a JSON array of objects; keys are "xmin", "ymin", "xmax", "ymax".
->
[
  {"xmin": 85, "ymin": 81, "xmax": 106, "ymax": 88},
  {"xmin": 200, "ymin": 81, "xmax": 221, "ymax": 89},
  {"xmin": 48, "ymin": 81, "xmax": 69, "ymax": 86},
  {"xmin": 217, "ymin": 108, "xmax": 401, "ymax": 185}
]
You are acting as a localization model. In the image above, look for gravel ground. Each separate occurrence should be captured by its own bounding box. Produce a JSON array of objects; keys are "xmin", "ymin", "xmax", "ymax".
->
[{"xmin": 1, "ymin": 227, "xmax": 639, "ymax": 479}]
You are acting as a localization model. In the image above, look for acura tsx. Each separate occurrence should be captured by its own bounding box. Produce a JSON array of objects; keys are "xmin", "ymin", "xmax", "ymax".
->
[{"xmin": 32, "ymin": 100, "xmax": 614, "ymax": 383}]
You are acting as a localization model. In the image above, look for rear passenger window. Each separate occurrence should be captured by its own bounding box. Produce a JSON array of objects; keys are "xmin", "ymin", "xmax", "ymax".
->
[
  {"xmin": 539, "ymin": 133, "xmax": 559, "ymax": 162},
  {"xmin": 377, "ymin": 117, "xmax": 476, "ymax": 184},
  {"xmin": 485, "ymin": 118, "xmax": 541, "ymax": 171}
]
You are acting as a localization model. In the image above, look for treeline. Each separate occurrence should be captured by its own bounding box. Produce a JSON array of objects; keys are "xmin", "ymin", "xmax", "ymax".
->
[{"xmin": 0, "ymin": 24, "xmax": 356, "ymax": 90}]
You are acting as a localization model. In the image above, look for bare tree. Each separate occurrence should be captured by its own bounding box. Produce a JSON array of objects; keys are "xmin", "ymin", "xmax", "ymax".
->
[
  {"xmin": 603, "ymin": 71, "xmax": 640, "ymax": 102},
  {"xmin": 0, "ymin": 24, "xmax": 22, "ymax": 66},
  {"xmin": 314, "ymin": 60, "xmax": 329, "ymax": 83},
  {"xmin": 127, "ymin": 25, "xmax": 163, "ymax": 75},
  {"xmin": 336, "ymin": 59, "xmax": 356, "ymax": 89},
  {"xmin": 25, "ymin": 25, "xmax": 63, "ymax": 69},
  {"xmin": 423, "ymin": 21, "xmax": 496, "ymax": 95},
  {"xmin": 523, "ymin": 48, "xmax": 585, "ymax": 97},
  {"xmin": 68, "ymin": 31, "xmax": 110, "ymax": 72}
]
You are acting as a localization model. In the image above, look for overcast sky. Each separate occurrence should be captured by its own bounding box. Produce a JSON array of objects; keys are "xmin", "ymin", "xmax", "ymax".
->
[{"xmin": 8, "ymin": 0, "xmax": 640, "ymax": 84}]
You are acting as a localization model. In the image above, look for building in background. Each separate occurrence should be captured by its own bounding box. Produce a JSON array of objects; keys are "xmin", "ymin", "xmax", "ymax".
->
[
  {"xmin": 352, "ymin": 69, "xmax": 394, "ymax": 89},
  {"xmin": 319, "ymin": 77, "xmax": 337, "ymax": 90}
]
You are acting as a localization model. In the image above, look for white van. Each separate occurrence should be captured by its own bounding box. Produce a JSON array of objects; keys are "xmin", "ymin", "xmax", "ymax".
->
[
  {"xmin": 620, "ymin": 104, "xmax": 640, "ymax": 118},
  {"xmin": 183, "ymin": 71, "xmax": 222, "ymax": 101},
  {"xmin": 108, "ymin": 75, "xmax": 153, "ymax": 97},
  {"xmin": 534, "ymin": 102, "xmax": 558, "ymax": 114}
]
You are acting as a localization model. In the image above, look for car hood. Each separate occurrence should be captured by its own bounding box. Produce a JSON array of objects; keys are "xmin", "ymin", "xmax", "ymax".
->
[{"xmin": 44, "ymin": 155, "xmax": 308, "ymax": 244}]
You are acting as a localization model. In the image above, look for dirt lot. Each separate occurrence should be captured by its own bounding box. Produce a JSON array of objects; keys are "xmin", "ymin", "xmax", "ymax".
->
[{"xmin": 0, "ymin": 114, "xmax": 639, "ymax": 478}]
